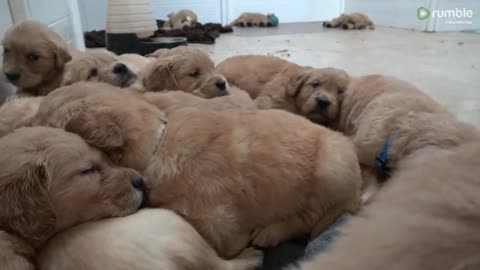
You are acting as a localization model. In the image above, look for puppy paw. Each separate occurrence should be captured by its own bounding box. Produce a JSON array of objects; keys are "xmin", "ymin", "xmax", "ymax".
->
[
  {"xmin": 252, "ymin": 227, "xmax": 283, "ymax": 247},
  {"xmin": 238, "ymin": 22, "xmax": 245, "ymax": 27},
  {"xmin": 323, "ymin": 21, "xmax": 332, "ymax": 28},
  {"xmin": 246, "ymin": 22, "xmax": 253, "ymax": 27},
  {"xmin": 236, "ymin": 247, "xmax": 264, "ymax": 269},
  {"xmin": 342, "ymin": 24, "xmax": 350, "ymax": 30},
  {"xmin": 259, "ymin": 22, "xmax": 266, "ymax": 27}
]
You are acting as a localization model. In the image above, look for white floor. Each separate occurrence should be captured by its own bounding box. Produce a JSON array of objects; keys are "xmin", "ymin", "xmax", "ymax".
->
[{"xmin": 192, "ymin": 26, "xmax": 480, "ymax": 126}]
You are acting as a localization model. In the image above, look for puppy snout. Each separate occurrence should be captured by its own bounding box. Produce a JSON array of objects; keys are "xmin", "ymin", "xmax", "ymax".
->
[
  {"xmin": 5, "ymin": 72, "xmax": 20, "ymax": 82},
  {"xmin": 131, "ymin": 175, "xmax": 145, "ymax": 190},
  {"xmin": 316, "ymin": 97, "xmax": 331, "ymax": 110},
  {"xmin": 113, "ymin": 63, "xmax": 128, "ymax": 75},
  {"xmin": 215, "ymin": 79, "xmax": 227, "ymax": 90}
]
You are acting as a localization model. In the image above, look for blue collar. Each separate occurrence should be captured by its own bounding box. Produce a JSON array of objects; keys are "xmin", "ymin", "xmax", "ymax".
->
[{"xmin": 374, "ymin": 132, "xmax": 396, "ymax": 183}]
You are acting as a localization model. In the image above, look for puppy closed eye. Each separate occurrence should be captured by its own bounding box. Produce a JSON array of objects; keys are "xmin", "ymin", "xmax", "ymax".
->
[
  {"xmin": 189, "ymin": 69, "xmax": 200, "ymax": 77},
  {"xmin": 26, "ymin": 52, "xmax": 40, "ymax": 62},
  {"xmin": 338, "ymin": 88, "xmax": 345, "ymax": 95},
  {"xmin": 81, "ymin": 164, "xmax": 100, "ymax": 175},
  {"xmin": 311, "ymin": 81, "xmax": 322, "ymax": 88},
  {"xmin": 87, "ymin": 68, "xmax": 98, "ymax": 80}
]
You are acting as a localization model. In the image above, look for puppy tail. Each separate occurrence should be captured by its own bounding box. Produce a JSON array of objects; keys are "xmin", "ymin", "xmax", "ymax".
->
[{"xmin": 221, "ymin": 248, "xmax": 263, "ymax": 270}]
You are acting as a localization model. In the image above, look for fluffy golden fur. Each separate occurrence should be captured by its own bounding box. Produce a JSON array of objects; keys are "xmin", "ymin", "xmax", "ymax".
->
[
  {"xmin": 163, "ymin": 9, "xmax": 198, "ymax": 30},
  {"xmin": 330, "ymin": 75, "xmax": 480, "ymax": 194},
  {"xmin": 230, "ymin": 12, "xmax": 275, "ymax": 27},
  {"xmin": 61, "ymin": 50, "xmax": 117, "ymax": 86},
  {"xmin": 0, "ymin": 96, "xmax": 43, "ymax": 137},
  {"xmin": 0, "ymin": 231, "xmax": 34, "ymax": 270},
  {"xmin": 216, "ymin": 55, "xmax": 350, "ymax": 125},
  {"xmin": 0, "ymin": 127, "xmax": 145, "ymax": 268},
  {"xmin": 38, "ymin": 209, "xmax": 263, "ymax": 270},
  {"xmin": 144, "ymin": 86, "xmax": 256, "ymax": 114},
  {"xmin": 1, "ymin": 20, "xmax": 79, "ymax": 96},
  {"xmin": 142, "ymin": 47, "xmax": 228, "ymax": 97},
  {"xmin": 36, "ymin": 82, "xmax": 362, "ymax": 259},
  {"xmin": 323, "ymin": 12, "xmax": 375, "ymax": 30},
  {"xmin": 294, "ymin": 141, "xmax": 480, "ymax": 270}
]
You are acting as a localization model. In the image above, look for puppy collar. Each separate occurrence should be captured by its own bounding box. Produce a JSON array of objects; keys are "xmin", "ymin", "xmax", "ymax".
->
[{"xmin": 374, "ymin": 132, "xmax": 396, "ymax": 183}]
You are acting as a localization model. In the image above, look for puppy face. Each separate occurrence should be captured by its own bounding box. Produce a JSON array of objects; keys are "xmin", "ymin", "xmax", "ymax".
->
[
  {"xmin": 100, "ymin": 61, "xmax": 137, "ymax": 88},
  {"xmin": 192, "ymin": 74, "xmax": 229, "ymax": 98},
  {"xmin": 0, "ymin": 127, "xmax": 144, "ymax": 246},
  {"xmin": 287, "ymin": 68, "xmax": 350, "ymax": 125},
  {"xmin": 142, "ymin": 47, "xmax": 218, "ymax": 94},
  {"xmin": 35, "ymin": 82, "xmax": 167, "ymax": 173},
  {"xmin": 2, "ymin": 21, "xmax": 71, "ymax": 89}
]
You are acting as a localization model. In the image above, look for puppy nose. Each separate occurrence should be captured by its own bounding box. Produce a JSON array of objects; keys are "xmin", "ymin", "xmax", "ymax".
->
[
  {"xmin": 316, "ymin": 97, "xmax": 331, "ymax": 109},
  {"xmin": 215, "ymin": 79, "xmax": 227, "ymax": 90},
  {"xmin": 131, "ymin": 175, "xmax": 145, "ymax": 190},
  {"xmin": 113, "ymin": 63, "xmax": 128, "ymax": 75},
  {"xmin": 5, "ymin": 72, "xmax": 20, "ymax": 82}
]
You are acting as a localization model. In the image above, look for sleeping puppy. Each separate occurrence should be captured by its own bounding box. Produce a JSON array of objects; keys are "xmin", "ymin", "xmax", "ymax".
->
[
  {"xmin": 142, "ymin": 46, "xmax": 228, "ymax": 97},
  {"xmin": 163, "ymin": 9, "xmax": 198, "ymax": 30},
  {"xmin": 38, "ymin": 209, "xmax": 263, "ymax": 270},
  {"xmin": 293, "ymin": 141, "xmax": 480, "ymax": 270},
  {"xmin": 230, "ymin": 12, "xmax": 276, "ymax": 27},
  {"xmin": 61, "ymin": 50, "xmax": 117, "ymax": 86},
  {"xmin": 0, "ymin": 231, "xmax": 34, "ymax": 270},
  {"xmin": 144, "ymin": 86, "xmax": 256, "ymax": 114},
  {"xmin": 323, "ymin": 13, "xmax": 375, "ymax": 30},
  {"xmin": 216, "ymin": 55, "xmax": 349, "ymax": 124},
  {"xmin": 0, "ymin": 96, "xmax": 43, "ymax": 137},
  {"xmin": 0, "ymin": 126, "xmax": 145, "ymax": 269},
  {"xmin": 36, "ymin": 82, "xmax": 362, "ymax": 259},
  {"xmin": 1, "ymin": 20, "xmax": 80, "ymax": 96},
  {"xmin": 330, "ymin": 75, "xmax": 480, "ymax": 195}
]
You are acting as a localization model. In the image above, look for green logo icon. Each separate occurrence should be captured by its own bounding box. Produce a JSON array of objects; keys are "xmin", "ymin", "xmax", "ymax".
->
[{"xmin": 417, "ymin": 6, "xmax": 431, "ymax": 20}]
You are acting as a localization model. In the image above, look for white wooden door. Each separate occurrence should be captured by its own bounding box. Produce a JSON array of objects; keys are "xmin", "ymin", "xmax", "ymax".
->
[{"xmin": 8, "ymin": 0, "xmax": 85, "ymax": 50}]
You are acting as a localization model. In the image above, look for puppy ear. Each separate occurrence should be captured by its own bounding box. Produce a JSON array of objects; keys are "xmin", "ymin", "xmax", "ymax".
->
[
  {"xmin": 65, "ymin": 110, "xmax": 125, "ymax": 151},
  {"xmin": 0, "ymin": 164, "xmax": 55, "ymax": 246},
  {"xmin": 287, "ymin": 71, "xmax": 309, "ymax": 97},
  {"xmin": 53, "ymin": 42, "xmax": 72, "ymax": 69}
]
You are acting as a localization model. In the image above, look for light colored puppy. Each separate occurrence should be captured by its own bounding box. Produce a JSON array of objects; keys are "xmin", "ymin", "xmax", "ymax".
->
[
  {"xmin": 61, "ymin": 50, "xmax": 117, "ymax": 86},
  {"xmin": 293, "ymin": 141, "xmax": 480, "ymax": 270},
  {"xmin": 163, "ymin": 9, "xmax": 198, "ymax": 30},
  {"xmin": 230, "ymin": 12, "xmax": 275, "ymax": 27},
  {"xmin": 144, "ymin": 86, "xmax": 256, "ymax": 114},
  {"xmin": 323, "ymin": 12, "xmax": 375, "ymax": 30},
  {"xmin": 216, "ymin": 55, "xmax": 350, "ymax": 125},
  {"xmin": 142, "ymin": 46, "xmax": 229, "ymax": 97},
  {"xmin": 38, "ymin": 209, "xmax": 263, "ymax": 270},
  {"xmin": 0, "ymin": 231, "xmax": 34, "ymax": 270},
  {"xmin": 1, "ymin": 20, "xmax": 80, "ymax": 96},
  {"xmin": 0, "ymin": 96, "xmax": 43, "ymax": 137},
  {"xmin": 36, "ymin": 83, "xmax": 362, "ymax": 259},
  {"xmin": 0, "ymin": 127, "xmax": 145, "ymax": 270}
]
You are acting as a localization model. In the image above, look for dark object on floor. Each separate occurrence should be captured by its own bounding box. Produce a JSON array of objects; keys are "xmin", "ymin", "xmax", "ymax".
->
[
  {"xmin": 155, "ymin": 20, "xmax": 233, "ymax": 45},
  {"xmin": 257, "ymin": 236, "xmax": 309, "ymax": 270},
  {"xmin": 84, "ymin": 30, "xmax": 106, "ymax": 48},
  {"xmin": 106, "ymin": 33, "xmax": 187, "ymax": 55}
]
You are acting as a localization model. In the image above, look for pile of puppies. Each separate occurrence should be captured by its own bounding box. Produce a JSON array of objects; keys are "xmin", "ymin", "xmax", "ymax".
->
[{"xmin": 1, "ymin": 20, "xmax": 479, "ymax": 270}]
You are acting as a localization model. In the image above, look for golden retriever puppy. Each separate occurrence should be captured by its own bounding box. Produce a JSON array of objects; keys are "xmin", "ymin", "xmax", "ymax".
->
[
  {"xmin": 61, "ymin": 50, "xmax": 117, "ymax": 86},
  {"xmin": 331, "ymin": 75, "xmax": 479, "ymax": 189},
  {"xmin": 293, "ymin": 141, "xmax": 480, "ymax": 270},
  {"xmin": 37, "ymin": 83, "xmax": 362, "ymax": 259},
  {"xmin": 0, "ymin": 96, "xmax": 43, "ymax": 137},
  {"xmin": 230, "ymin": 12, "xmax": 276, "ymax": 27},
  {"xmin": 1, "ymin": 20, "xmax": 80, "ymax": 96},
  {"xmin": 0, "ymin": 230, "xmax": 35, "ymax": 270},
  {"xmin": 163, "ymin": 9, "xmax": 198, "ymax": 30},
  {"xmin": 0, "ymin": 127, "xmax": 145, "ymax": 269},
  {"xmin": 216, "ymin": 55, "xmax": 350, "ymax": 124},
  {"xmin": 323, "ymin": 12, "xmax": 375, "ymax": 30},
  {"xmin": 38, "ymin": 209, "xmax": 263, "ymax": 270},
  {"xmin": 144, "ymin": 86, "xmax": 256, "ymax": 114},
  {"xmin": 142, "ymin": 46, "xmax": 229, "ymax": 97}
]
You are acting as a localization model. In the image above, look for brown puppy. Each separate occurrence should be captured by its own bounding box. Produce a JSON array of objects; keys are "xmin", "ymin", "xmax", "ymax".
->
[
  {"xmin": 37, "ymin": 83, "xmax": 362, "ymax": 259},
  {"xmin": 323, "ymin": 12, "xmax": 375, "ymax": 30},
  {"xmin": 330, "ymin": 75, "xmax": 480, "ymax": 195},
  {"xmin": 216, "ymin": 55, "xmax": 350, "ymax": 124},
  {"xmin": 0, "ymin": 127, "xmax": 145, "ymax": 269},
  {"xmin": 293, "ymin": 141, "xmax": 480, "ymax": 270},
  {"xmin": 144, "ymin": 86, "xmax": 256, "ymax": 114},
  {"xmin": 0, "ymin": 96, "xmax": 43, "ymax": 137},
  {"xmin": 1, "ymin": 20, "xmax": 79, "ymax": 96},
  {"xmin": 230, "ymin": 12, "xmax": 276, "ymax": 27},
  {"xmin": 163, "ymin": 9, "xmax": 198, "ymax": 30}
]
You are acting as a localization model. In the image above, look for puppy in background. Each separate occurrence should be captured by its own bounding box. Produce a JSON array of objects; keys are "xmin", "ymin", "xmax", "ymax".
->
[
  {"xmin": 0, "ymin": 127, "xmax": 145, "ymax": 270},
  {"xmin": 1, "ymin": 20, "xmax": 80, "ymax": 96},
  {"xmin": 216, "ymin": 55, "xmax": 350, "ymax": 124},
  {"xmin": 230, "ymin": 12, "xmax": 276, "ymax": 27},
  {"xmin": 163, "ymin": 9, "xmax": 198, "ymax": 30},
  {"xmin": 323, "ymin": 13, "xmax": 375, "ymax": 30},
  {"xmin": 293, "ymin": 141, "xmax": 480, "ymax": 270}
]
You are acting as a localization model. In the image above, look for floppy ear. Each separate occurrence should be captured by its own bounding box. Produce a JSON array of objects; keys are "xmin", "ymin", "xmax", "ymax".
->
[
  {"xmin": 53, "ymin": 42, "xmax": 72, "ymax": 69},
  {"xmin": 287, "ymin": 71, "xmax": 309, "ymax": 97},
  {"xmin": 143, "ymin": 57, "xmax": 178, "ymax": 91},
  {"xmin": 65, "ymin": 110, "xmax": 125, "ymax": 151},
  {"xmin": 0, "ymin": 164, "xmax": 55, "ymax": 246}
]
